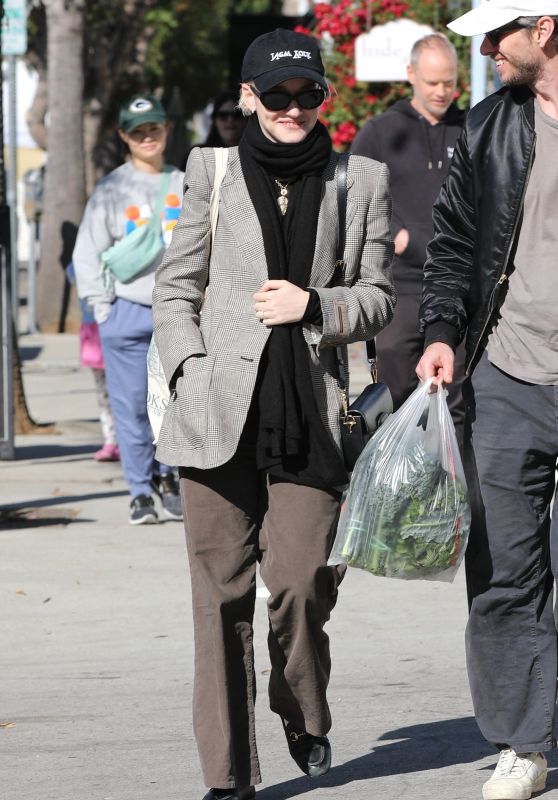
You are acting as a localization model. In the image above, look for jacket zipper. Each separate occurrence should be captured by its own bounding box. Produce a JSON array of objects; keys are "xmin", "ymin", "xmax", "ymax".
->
[
  {"xmin": 466, "ymin": 272, "xmax": 509, "ymax": 375},
  {"xmin": 465, "ymin": 136, "xmax": 536, "ymax": 375}
]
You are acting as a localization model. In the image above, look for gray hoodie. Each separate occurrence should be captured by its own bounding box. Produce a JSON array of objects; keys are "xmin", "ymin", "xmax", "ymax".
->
[{"xmin": 73, "ymin": 160, "xmax": 184, "ymax": 322}]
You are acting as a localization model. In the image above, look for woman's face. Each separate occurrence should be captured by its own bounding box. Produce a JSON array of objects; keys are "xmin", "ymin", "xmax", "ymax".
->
[
  {"xmin": 241, "ymin": 78, "xmax": 321, "ymax": 145},
  {"xmin": 119, "ymin": 122, "xmax": 168, "ymax": 165},
  {"xmin": 213, "ymin": 100, "xmax": 244, "ymax": 146}
]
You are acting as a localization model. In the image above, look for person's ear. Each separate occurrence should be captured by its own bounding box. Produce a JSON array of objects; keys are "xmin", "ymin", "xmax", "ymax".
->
[
  {"xmin": 118, "ymin": 128, "xmax": 128, "ymax": 143},
  {"xmin": 407, "ymin": 64, "xmax": 416, "ymax": 87},
  {"xmin": 536, "ymin": 15, "xmax": 555, "ymax": 47},
  {"xmin": 241, "ymin": 83, "xmax": 257, "ymax": 113}
]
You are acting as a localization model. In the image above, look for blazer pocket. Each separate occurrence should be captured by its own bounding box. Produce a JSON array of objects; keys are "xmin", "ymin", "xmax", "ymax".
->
[{"xmin": 171, "ymin": 353, "xmax": 215, "ymax": 447}]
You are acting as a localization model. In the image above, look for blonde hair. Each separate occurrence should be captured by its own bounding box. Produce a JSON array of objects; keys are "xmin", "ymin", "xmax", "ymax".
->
[{"xmin": 237, "ymin": 85, "xmax": 254, "ymax": 117}]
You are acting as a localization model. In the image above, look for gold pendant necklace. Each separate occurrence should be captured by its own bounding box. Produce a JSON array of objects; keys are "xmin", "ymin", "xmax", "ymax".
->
[{"xmin": 274, "ymin": 179, "xmax": 289, "ymax": 215}]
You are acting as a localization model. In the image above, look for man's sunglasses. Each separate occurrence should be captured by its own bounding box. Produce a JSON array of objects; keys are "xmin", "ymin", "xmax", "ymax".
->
[
  {"xmin": 251, "ymin": 85, "xmax": 326, "ymax": 111},
  {"xmin": 215, "ymin": 109, "xmax": 243, "ymax": 121},
  {"xmin": 485, "ymin": 20, "xmax": 530, "ymax": 46}
]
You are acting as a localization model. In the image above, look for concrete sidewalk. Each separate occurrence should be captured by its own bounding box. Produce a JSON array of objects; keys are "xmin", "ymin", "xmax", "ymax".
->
[{"xmin": 1, "ymin": 334, "xmax": 554, "ymax": 800}]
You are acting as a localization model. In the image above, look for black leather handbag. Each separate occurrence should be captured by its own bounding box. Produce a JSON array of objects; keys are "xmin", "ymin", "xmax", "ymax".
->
[{"xmin": 335, "ymin": 153, "xmax": 393, "ymax": 472}]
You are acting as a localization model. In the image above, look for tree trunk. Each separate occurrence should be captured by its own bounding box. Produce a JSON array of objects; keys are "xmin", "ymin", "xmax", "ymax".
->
[
  {"xmin": 14, "ymin": 328, "xmax": 56, "ymax": 435},
  {"xmin": 83, "ymin": 98, "xmax": 105, "ymax": 194},
  {"xmin": 36, "ymin": 0, "xmax": 86, "ymax": 333}
]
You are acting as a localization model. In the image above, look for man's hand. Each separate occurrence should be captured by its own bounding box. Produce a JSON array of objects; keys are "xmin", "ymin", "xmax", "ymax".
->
[
  {"xmin": 253, "ymin": 280, "xmax": 309, "ymax": 326},
  {"xmin": 416, "ymin": 342, "xmax": 455, "ymax": 386},
  {"xmin": 394, "ymin": 228, "xmax": 409, "ymax": 256}
]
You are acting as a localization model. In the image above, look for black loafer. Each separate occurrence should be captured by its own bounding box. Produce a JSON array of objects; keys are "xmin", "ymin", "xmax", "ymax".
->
[
  {"xmin": 282, "ymin": 719, "xmax": 331, "ymax": 777},
  {"xmin": 202, "ymin": 788, "xmax": 255, "ymax": 800}
]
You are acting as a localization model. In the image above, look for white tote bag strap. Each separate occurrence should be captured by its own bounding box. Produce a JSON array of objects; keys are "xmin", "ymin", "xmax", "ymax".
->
[
  {"xmin": 209, "ymin": 147, "xmax": 229, "ymax": 238},
  {"xmin": 149, "ymin": 148, "xmax": 228, "ymax": 446}
]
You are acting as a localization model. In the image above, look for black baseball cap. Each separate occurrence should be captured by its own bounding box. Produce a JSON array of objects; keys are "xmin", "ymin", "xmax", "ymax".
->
[{"xmin": 241, "ymin": 29, "xmax": 327, "ymax": 93}]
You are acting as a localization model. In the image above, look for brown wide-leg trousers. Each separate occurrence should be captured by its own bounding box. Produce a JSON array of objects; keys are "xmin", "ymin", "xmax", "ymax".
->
[{"xmin": 179, "ymin": 434, "xmax": 344, "ymax": 789}]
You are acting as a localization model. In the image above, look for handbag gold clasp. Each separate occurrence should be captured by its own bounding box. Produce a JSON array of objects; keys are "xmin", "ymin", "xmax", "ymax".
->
[
  {"xmin": 339, "ymin": 387, "xmax": 356, "ymax": 433},
  {"xmin": 334, "ymin": 258, "xmax": 346, "ymax": 272},
  {"xmin": 342, "ymin": 414, "xmax": 357, "ymax": 433}
]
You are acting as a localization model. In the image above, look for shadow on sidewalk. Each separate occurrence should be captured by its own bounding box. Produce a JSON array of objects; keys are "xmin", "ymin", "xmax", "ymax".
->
[
  {"xmin": 0, "ymin": 490, "xmax": 128, "ymax": 512},
  {"xmin": 14, "ymin": 443, "xmax": 105, "ymax": 460},
  {"xmin": 0, "ymin": 490, "xmax": 129, "ymax": 531},
  {"xmin": 256, "ymin": 716, "xmax": 495, "ymax": 799},
  {"xmin": 19, "ymin": 345, "xmax": 43, "ymax": 361}
]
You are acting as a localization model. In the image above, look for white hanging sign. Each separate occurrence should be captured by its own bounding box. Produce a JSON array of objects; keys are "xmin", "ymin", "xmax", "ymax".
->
[
  {"xmin": 2, "ymin": 0, "xmax": 28, "ymax": 56},
  {"xmin": 355, "ymin": 19, "xmax": 434, "ymax": 82}
]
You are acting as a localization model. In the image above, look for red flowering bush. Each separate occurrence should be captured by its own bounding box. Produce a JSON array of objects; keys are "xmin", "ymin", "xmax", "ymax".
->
[{"xmin": 296, "ymin": 0, "xmax": 470, "ymax": 151}]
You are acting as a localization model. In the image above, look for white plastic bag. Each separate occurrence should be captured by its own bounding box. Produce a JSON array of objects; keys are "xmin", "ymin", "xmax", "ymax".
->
[
  {"xmin": 146, "ymin": 338, "xmax": 168, "ymax": 443},
  {"xmin": 329, "ymin": 379, "xmax": 471, "ymax": 582}
]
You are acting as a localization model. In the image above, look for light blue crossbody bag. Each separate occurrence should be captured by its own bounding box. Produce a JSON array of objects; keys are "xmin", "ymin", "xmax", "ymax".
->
[{"xmin": 101, "ymin": 169, "xmax": 171, "ymax": 283}]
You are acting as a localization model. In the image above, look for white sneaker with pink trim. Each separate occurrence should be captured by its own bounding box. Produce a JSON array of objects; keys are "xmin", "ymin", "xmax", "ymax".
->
[{"xmin": 482, "ymin": 748, "xmax": 547, "ymax": 800}]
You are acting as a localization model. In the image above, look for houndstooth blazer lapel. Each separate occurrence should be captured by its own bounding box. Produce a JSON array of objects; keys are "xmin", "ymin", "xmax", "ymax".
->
[{"xmin": 218, "ymin": 152, "xmax": 269, "ymax": 286}]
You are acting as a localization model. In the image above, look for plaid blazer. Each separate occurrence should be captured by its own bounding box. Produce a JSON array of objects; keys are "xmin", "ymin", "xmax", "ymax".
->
[{"xmin": 152, "ymin": 146, "xmax": 395, "ymax": 471}]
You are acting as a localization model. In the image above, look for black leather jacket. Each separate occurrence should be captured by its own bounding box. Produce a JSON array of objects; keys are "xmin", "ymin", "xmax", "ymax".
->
[{"xmin": 419, "ymin": 86, "xmax": 536, "ymax": 375}]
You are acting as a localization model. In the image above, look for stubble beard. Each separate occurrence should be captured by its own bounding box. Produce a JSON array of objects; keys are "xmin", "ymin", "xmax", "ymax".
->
[
  {"xmin": 501, "ymin": 56, "xmax": 543, "ymax": 87},
  {"xmin": 427, "ymin": 102, "xmax": 451, "ymax": 121}
]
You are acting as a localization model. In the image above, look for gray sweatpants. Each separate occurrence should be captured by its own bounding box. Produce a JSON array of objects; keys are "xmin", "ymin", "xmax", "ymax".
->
[
  {"xmin": 179, "ymin": 432, "xmax": 343, "ymax": 789},
  {"xmin": 463, "ymin": 351, "xmax": 558, "ymax": 752}
]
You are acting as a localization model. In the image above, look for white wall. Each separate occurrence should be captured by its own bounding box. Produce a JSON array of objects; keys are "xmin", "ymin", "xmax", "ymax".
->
[
  {"xmin": 282, "ymin": 0, "xmax": 312, "ymax": 13},
  {"xmin": 2, "ymin": 58, "xmax": 38, "ymax": 148}
]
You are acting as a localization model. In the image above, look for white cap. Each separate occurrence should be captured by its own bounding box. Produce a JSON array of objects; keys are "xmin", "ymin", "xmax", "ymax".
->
[{"xmin": 448, "ymin": 0, "xmax": 558, "ymax": 36}]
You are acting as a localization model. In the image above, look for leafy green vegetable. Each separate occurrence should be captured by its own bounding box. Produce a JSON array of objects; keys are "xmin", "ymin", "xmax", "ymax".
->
[{"xmin": 337, "ymin": 442, "xmax": 471, "ymax": 580}]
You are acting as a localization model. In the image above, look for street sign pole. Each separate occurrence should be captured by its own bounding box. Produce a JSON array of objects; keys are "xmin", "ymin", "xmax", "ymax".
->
[
  {"xmin": 3, "ymin": 0, "xmax": 27, "ymax": 335},
  {"xmin": 0, "ymin": 0, "xmax": 14, "ymax": 460},
  {"xmin": 7, "ymin": 53, "xmax": 17, "ymax": 329},
  {"xmin": 0, "ymin": 0, "xmax": 27, "ymax": 459}
]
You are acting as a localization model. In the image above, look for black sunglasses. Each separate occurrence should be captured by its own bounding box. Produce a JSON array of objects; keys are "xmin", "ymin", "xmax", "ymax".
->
[
  {"xmin": 215, "ymin": 109, "xmax": 243, "ymax": 121},
  {"xmin": 251, "ymin": 85, "xmax": 326, "ymax": 111},
  {"xmin": 485, "ymin": 20, "xmax": 530, "ymax": 46}
]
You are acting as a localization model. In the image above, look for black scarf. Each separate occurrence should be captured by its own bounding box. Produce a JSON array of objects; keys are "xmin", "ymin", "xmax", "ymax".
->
[{"xmin": 239, "ymin": 114, "xmax": 347, "ymax": 489}]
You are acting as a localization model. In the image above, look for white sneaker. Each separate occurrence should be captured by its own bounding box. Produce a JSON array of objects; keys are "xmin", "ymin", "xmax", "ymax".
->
[{"xmin": 482, "ymin": 748, "xmax": 547, "ymax": 800}]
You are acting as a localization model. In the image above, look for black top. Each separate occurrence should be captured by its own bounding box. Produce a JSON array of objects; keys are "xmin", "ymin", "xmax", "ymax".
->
[{"xmin": 351, "ymin": 99, "xmax": 465, "ymax": 294}]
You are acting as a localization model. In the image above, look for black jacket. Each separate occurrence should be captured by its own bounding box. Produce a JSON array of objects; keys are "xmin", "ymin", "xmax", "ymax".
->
[
  {"xmin": 420, "ymin": 86, "xmax": 535, "ymax": 374},
  {"xmin": 351, "ymin": 99, "xmax": 464, "ymax": 293}
]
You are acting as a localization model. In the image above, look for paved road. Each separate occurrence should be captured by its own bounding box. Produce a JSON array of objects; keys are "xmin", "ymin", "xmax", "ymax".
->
[{"xmin": 2, "ymin": 334, "xmax": 556, "ymax": 800}]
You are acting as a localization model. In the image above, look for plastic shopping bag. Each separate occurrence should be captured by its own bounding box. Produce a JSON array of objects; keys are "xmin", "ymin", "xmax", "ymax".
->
[
  {"xmin": 329, "ymin": 379, "xmax": 471, "ymax": 582},
  {"xmin": 146, "ymin": 337, "xmax": 169, "ymax": 443}
]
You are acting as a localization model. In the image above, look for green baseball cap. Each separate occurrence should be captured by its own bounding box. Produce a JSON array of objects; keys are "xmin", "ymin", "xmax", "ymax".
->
[{"xmin": 119, "ymin": 95, "xmax": 167, "ymax": 132}]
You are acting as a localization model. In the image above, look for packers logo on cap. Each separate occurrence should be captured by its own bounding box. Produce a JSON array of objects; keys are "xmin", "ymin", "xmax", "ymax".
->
[{"xmin": 129, "ymin": 98, "xmax": 154, "ymax": 114}]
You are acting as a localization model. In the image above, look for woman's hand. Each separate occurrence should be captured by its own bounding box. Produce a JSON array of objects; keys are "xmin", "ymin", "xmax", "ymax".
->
[
  {"xmin": 253, "ymin": 280, "xmax": 309, "ymax": 326},
  {"xmin": 416, "ymin": 342, "xmax": 455, "ymax": 386}
]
